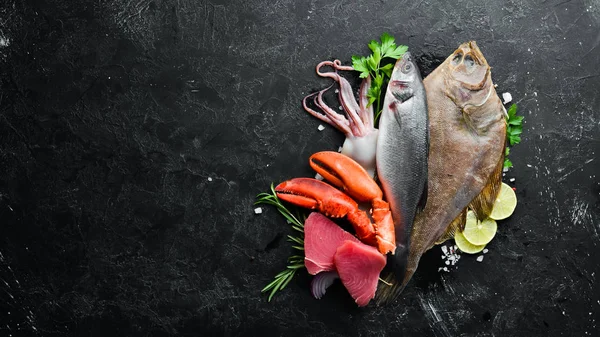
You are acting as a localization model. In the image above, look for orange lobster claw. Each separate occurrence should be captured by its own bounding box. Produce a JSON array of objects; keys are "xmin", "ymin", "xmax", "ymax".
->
[
  {"xmin": 309, "ymin": 151, "xmax": 382, "ymax": 202},
  {"xmin": 276, "ymin": 152, "xmax": 396, "ymax": 255}
]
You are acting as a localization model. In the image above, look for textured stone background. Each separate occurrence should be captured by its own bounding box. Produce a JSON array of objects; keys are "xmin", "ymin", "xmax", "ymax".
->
[{"xmin": 0, "ymin": 0, "xmax": 598, "ymax": 336}]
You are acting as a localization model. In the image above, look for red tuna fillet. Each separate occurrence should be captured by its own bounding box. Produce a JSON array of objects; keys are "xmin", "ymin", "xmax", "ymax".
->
[
  {"xmin": 334, "ymin": 240, "xmax": 386, "ymax": 307},
  {"xmin": 304, "ymin": 212, "xmax": 360, "ymax": 275}
]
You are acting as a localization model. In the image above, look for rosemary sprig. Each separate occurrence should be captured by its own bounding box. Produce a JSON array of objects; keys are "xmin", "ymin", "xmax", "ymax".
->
[
  {"xmin": 255, "ymin": 183, "xmax": 307, "ymax": 301},
  {"xmin": 260, "ymin": 255, "xmax": 304, "ymax": 301}
]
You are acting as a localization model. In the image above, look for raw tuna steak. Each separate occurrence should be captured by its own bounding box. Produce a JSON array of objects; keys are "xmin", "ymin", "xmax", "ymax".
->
[
  {"xmin": 334, "ymin": 240, "xmax": 386, "ymax": 306},
  {"xmin": 304, "ymin": 212, "xmax": 360, "ymax": 275}
]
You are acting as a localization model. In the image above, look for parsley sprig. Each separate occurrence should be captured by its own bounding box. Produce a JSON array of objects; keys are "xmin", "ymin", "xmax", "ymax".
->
[
  {"xmin": 504, "ymin": 103, "xmax": 524, "ymax": 169},
  {"xmin": 352, "ymin": 33, "xmax": 408, "ymax": 122},
  {"xmin": 255, "ymin": 183, "xmax": 307, "ymax": 301}
]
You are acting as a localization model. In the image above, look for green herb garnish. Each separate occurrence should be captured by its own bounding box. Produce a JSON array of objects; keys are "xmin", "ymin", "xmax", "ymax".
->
[
  {"xmin": 256, "ymin": 183, "xmax": 307, "ymax": 301},
  {"xmin": 504, "ymin": 103, "xmax": 523, "ymax": 169},
  {"xmin": 352, "ymin": 32, "xmax": 408, "ymax": 122}
]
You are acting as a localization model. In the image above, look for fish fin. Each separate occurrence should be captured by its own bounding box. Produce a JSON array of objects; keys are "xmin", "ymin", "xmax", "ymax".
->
[
  {"xmin": 417, "ymin": 179, "xmax": 428, "ymax": 212},
  {"xmin": 468, "ymin": 150, "xmax": 504, "ymax": 220},
  {"xmin": 374, "ymin": 270, "xmax": 408, "ymax": 305},
  {"xmin": 435, "ymin": 209, "xmax": 467, "ymax": 245}
]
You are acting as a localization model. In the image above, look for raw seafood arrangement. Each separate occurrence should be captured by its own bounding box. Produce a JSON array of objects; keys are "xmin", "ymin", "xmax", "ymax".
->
[{"xmin": 256, "ymin": 34, "xmax": 522, "ymax": 306}]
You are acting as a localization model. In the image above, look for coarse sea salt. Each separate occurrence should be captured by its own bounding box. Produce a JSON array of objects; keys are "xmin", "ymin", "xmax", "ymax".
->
[
  {"xmin": 477, "ymin": 255, "xmax": 484, "ymax": 262},
  {"xmin": 441, "ymin": 244, "xmax": 461, "ymax": 267},
  {"xmin": 502, "ymin": 92, "xmax": 513, "ymax": 104},
  {"xmin": 317, "ymin": 124, "xmax": 325, "ymax": 131},
  {"xmin": 254, "ymin": 207, "xmax": 263, "ymax": 214}
]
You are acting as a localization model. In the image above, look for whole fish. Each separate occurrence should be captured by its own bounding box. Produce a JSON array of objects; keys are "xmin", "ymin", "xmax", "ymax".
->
[
  {"xmin": 376, "ymin": 51, "xmax": 429, "ymax": 281},
  {"xmin": 377, "ymin": 41, "xmax": 506, "ymax": 302}
]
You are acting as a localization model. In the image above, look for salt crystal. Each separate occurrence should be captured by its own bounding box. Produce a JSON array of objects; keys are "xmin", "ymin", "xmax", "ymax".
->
[
  {"xmin": 254, "ymin": 207, "xmax": 262, "ymax": 214},
  {"xmin": 207, "ymin": 177, "xmax": 213, "ymax": 181},
  {"xmin": 502, "ymin": 92, "xmax": 513, "ymax": 104},
  {"xmin": 527, "ymin": 164, "xmax": 532, "ymax": 168},
  {"xmin": 509, "ymin": 178, "xmax": 515, "ymax": 182},
  {"xmin": 317, "ymin": 124, "xmax": 325, "ymax": 131},
  {"xmin": 441, "ymin": 246, "xmax": 448, "ymax": 255},
  {"xmin": 476, "ymin": 255, "xmax": 484, "ymax": 262},
  {"xmin": 483, "ymin": 248, "xmax": 489, "ymax": 254},
  {"xmin": 445, "ymin": 260, "xmax": 450, "ymax": 265}
]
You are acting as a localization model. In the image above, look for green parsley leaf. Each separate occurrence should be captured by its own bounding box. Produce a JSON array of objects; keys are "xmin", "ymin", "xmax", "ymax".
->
[
  {"xmin": 351, "ymin": 33, "xmax": 408, "ymax": 123},
  {"xmin": 385, "ymin": 44, "xmax": 408, "ymax": 60},
  {"xmin": 380, "ymin": 63, "xmax": 394, "ymax": 78},
  {"xmin": 368, "ymin": 39, "xmax": 381, "ymax": 54},
  {"xmin": 371, "ymin": 48, "xmax": 381, "ymax": 68},
  {"xmin": 509, "ymin": 135, "xmax": 521, "ymax": 146},
  {"xmin": 380, "ymin": 32, "xmax": 396, "ymax": 56},
  {"xmin": 507, "ymin": 104, "xmax": 517, "ymax": 119},
  {"xmin": 503, "ymin": 103, "xmax": 524, "ymax": 169},
  {"xmin": 352, "ymin": 55, "xmax": 370, "ymax": 78},
  {"xmin": 367, "ymin": 84, "xmax": 380, "ymax": 107},
  {"xmin": 508, "ymin": 115, "xmax": 524, "ymax": 125}
]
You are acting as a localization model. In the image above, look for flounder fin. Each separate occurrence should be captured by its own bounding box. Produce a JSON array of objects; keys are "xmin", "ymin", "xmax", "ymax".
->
[
  {"xmin": 435, "ymin": 208, "xmax": 467, "ymax": 245},
  {"xmin": 468, "ymin": 150, "xmax": 504, "ymax": 220}
]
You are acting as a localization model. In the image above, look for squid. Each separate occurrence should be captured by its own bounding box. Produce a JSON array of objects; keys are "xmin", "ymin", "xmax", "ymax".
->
[{"xmin": 302, "ymin": 60, "xmax": 379, "ymax": 176}]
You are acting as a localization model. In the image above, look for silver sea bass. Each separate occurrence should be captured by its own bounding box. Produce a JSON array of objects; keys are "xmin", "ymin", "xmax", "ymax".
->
[{"xmin": 376, "ymin": 51, "xmax": 429, "ymax": 280}]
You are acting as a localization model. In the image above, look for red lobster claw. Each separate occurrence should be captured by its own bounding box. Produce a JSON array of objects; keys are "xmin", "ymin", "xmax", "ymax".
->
[
  {"xmin": 275, "ymin": 177, "xmax": 377, "ymax": 245},
  {"xmin": 275, "ymin": 151, "xmax": 396, "ymax": 255}
]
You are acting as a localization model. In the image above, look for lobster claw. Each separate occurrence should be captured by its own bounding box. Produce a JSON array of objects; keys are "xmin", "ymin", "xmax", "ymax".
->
[
  {"xmin": 276, "ymin": 152, "xmax": 396, "ymax": 255},
  {"xmin": 309, "ymin": 151, "xmax": 382, "ymax": 202},
  {"xmin": 275, "ymin": 178, "xmax": 377, "ymax": 245}
]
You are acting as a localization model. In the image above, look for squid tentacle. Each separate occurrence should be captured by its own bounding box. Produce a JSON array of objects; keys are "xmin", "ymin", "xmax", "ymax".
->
[
  {"xmin": 311, "ymin": 60, "xmax": 371, "ymax": 137},
  {"xmin": 302, "ymin": 85, "xmax": 352, "ymax": 135}
]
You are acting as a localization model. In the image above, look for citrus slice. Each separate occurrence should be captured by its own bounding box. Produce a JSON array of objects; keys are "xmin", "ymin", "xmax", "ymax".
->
[
  {"xmin": 462, "ymin": 211, "xmax": 497, "ymax": 245},
  {"xmin": 454, "ymin": 230, "xmax": 486, "ymax": 254},
  {"xmin": 489, "ymin": 182, "xmax": 517, "ymax": 220}
]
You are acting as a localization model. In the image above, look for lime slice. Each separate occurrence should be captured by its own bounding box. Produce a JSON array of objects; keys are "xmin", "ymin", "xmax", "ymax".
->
[
  {"xmin": 489, "ymin": 182, "xmax": 517, "ymax": 220},
  {"xmin": 462, "ymin": 211, "xmax": 497, "ymax": 245},
  {"xmin": 454, "ymin": 230, "xmax": 486, "ymax": 254}
]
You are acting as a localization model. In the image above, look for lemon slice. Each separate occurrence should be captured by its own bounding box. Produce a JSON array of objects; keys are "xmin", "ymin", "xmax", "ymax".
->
[
  {"xmin": 462, "ymin": 211, "xmax": 497, "ymax": 245},
  {"xmin": 454, "ymin": 230, "xmax": 486, "ymax": 254},
  {"xmin": 489, "ymin": 182, "xmax": 517, "ymax": 220}
]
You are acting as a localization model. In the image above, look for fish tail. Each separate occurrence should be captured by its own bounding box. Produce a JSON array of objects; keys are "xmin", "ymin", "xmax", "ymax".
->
[
  {"xmin": 374, "ymin": 245, "xmax": 409, "ymax": 304},
  {"xmin": 375, "ymin": 270, "xmax": 408, "ymax": 305}
]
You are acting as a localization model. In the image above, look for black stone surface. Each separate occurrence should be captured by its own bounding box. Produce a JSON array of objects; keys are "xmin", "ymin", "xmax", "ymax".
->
[{"xmin": 0, "ymin": 0, "xmax": 599, "ymax": 336}]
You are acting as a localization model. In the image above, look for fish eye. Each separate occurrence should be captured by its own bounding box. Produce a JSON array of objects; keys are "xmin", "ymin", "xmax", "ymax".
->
[
  {"xmin": 452, "ymin": 52, "xmax": 463, "ymax": 64},
  {"xmin": 464, "ymin": 54, "xmax": 475, "ymax": 67},
  {"xmin": 402, "ymin": 62, "xmax": 412, "ymax": 73}
]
